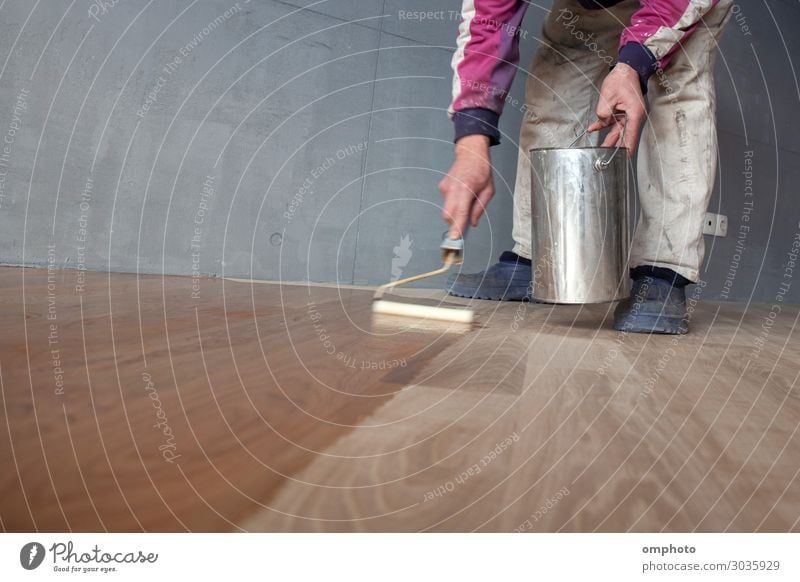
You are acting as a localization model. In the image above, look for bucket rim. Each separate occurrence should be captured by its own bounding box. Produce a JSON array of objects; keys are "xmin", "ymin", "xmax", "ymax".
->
[{"xmin": 529, "ymin": 146, "xmax": 620, "ymax": 153}]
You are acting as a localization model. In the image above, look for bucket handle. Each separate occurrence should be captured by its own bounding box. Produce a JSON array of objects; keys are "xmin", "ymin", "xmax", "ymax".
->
[{"xmin": 567, "ymin": 113, "xmax": 627, "ymax": 171}]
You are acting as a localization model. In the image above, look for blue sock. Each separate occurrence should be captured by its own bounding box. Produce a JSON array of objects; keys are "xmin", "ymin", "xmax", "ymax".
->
[{"xmin": 630, "ymin": 266, "xmax": 691, "ymax": 288}]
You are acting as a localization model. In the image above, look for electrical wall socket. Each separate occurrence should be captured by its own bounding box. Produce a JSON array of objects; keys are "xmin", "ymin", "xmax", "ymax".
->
[{"xmin": 703, "ymin": 212, "xmax": 728, "ymax": 237}]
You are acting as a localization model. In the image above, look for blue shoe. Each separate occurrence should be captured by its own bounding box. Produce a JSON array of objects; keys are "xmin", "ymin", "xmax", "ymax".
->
[
  {"xmin": 446, "ymin": 251, "xmax": 533, "ymax": 301},
  {"xmin": 613, "ymin": 274, "xmax": 688, "ymax": 334}
]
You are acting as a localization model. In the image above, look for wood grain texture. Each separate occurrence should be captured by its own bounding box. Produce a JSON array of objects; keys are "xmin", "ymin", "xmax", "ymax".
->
[{"xmin": 0, "ymin": 266, "xmax": 798, "ymax": 532}]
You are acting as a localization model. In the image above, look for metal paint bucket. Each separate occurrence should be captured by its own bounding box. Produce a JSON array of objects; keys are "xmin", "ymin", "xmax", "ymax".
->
[{"xmin": 530, "ymin": 131, "xmax": 630, "ymax": 304}]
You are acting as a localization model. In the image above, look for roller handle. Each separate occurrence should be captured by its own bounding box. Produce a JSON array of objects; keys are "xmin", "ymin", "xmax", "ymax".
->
[
  {"xmin": 372, "ymin": 233, "xmax": 466, "ymax": 301},
  {"xmin": 441, "ymin": 232, "xmax": 464, "ymax": 265}
]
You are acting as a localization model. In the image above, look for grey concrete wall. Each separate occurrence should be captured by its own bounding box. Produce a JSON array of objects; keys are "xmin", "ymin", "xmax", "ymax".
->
[{"xmin": 0, "ymin": 0, "xmax": 797, "ymax": 302}]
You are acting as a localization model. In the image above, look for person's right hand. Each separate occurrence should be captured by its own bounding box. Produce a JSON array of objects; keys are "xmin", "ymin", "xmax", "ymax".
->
[{"xmin": 438, "ymin": 134, "xmax": 494, "ymax": 240}]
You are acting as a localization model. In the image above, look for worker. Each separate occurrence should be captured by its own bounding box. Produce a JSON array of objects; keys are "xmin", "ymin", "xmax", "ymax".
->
[{"xmin": 440, "ymin": 0, "xmax": 733, "ymax": 334}]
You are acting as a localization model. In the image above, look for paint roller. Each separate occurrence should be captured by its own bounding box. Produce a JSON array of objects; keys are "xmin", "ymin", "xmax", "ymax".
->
[{"xmin": 372, "ymin": 235, "xmax": 474, "ymax": 324}]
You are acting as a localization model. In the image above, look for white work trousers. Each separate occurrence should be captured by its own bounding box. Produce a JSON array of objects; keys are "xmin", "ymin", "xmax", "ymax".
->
[{"xmin": 511, "ymin": 0, "xmax": 733, "ymax": 282}]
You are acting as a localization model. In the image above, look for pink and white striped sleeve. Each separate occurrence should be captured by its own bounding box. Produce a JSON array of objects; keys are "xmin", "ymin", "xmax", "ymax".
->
[
  {"xmin": 617, "ymin": 0, "xmax": 722, "ymax": 91},
  {"xmin": 448, "ymin": 0, "xmax": 529, "ymax": 146}
]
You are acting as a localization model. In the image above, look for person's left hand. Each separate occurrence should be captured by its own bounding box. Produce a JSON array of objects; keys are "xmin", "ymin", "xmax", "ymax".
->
[{"xmin": 587, "ymin": 62, "xmax": 647, "ymax": 156}]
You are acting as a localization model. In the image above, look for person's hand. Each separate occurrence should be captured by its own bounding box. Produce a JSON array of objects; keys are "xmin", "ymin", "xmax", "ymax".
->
[
  {"xmin": 587, "ymin": 62, "xmax": 647, "ymax": 156},
  {"xmin": 438, "ymin": 134, "xmax": 494, "ymax": 239}
]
